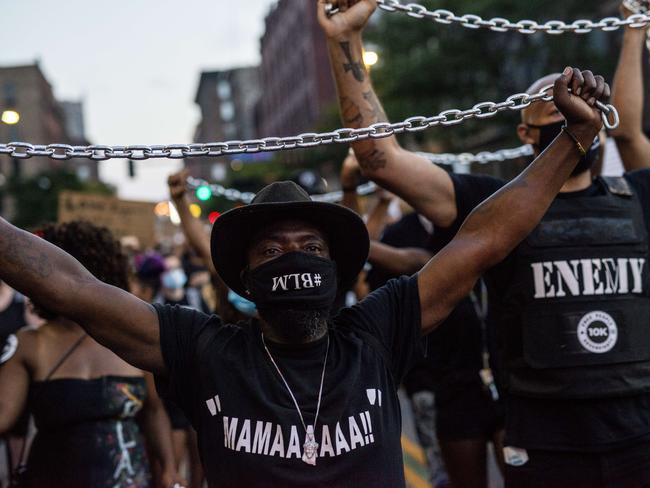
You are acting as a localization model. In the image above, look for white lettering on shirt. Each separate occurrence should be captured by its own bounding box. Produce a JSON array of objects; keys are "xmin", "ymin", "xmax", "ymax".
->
[
  {"xmin": 531, "ymin": 258, "xmax": 646, "ymax": 299},
  {"xmin": 220, "ymin": 412, "xmax": 376, "ymax": 460}
]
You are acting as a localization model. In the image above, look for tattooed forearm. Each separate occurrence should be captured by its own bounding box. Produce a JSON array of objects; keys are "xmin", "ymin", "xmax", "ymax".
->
[
  {"xmin": 362, "ymin": 90, "xmax": 388, "ymax": 123},
  {"xmin": 339, "ymin": 41, "xmax": 366, "ymax": 82},
  {"xmin": 341, "ymin": 93, "xmax": 387, "ymax": 128},
  {"xmin": 354, "ymin": 144, "xmax": 387, "ymax": 171},
  {"xmin": 341, "ymin": 97, "xmax": 363, "ymax": 126}
]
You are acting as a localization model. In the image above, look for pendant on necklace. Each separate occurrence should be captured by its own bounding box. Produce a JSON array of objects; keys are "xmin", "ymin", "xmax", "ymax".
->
[{"xmin": 302, "ymin": 425, "xmax": 319, "ymax": 466}]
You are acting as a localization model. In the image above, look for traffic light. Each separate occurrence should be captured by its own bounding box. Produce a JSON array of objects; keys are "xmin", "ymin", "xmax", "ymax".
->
[{"xmin": 195, "ymin": 185, "xmax": 212, "ymax": 201}]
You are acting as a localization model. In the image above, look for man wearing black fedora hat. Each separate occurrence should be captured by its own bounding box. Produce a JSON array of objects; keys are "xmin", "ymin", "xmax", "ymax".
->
[{"xmin": 0, "ymin": 56, "xmax": 609, "ymax": 488}]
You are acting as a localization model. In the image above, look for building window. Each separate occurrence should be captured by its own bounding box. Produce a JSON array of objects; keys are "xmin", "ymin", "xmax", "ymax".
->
[
  {"xmin": 217, "ymin": 80, "xmax": 232, "ymax": 100},
  {"xmin": 4, "ymin": 82, "xmax": 16, "ymax": 107},
  {"xmin": 220, "ymin": 101, "xmax": 235, "ymax": 122}
]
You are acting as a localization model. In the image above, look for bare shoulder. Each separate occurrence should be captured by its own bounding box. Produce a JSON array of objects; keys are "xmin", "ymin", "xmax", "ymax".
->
[{"xmin": 12, "ymin": 325, "xmax": 43, "ymax": 367}]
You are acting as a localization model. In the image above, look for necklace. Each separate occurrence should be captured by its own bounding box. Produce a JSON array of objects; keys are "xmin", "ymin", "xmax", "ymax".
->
[{"xmin": 261, "ymin": 332, "xmax": 330, "ymax": 466}]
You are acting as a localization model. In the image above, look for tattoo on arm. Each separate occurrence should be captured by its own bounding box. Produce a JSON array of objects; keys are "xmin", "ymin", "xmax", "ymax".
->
[
  {"xmin": 339, "ymin": 41, "xmax": 366, "ymax": 82},
  {"xmin": 342, "ymin": 97, "xmax": 363, "ymax": 126},
  {"xmin": 340, "ymin": 95, "xmax": 389, "ymax": 171},
  {"xmin": 341, "ymin": 93, "xmax": 387, "ymax": 128},
  {"xmin": 355, "ymin": 145, "xmax": 387, "ymax": 170},
  {"xmin": 362, "ymin": 91, "xmax": 388, "ymax": 123}
]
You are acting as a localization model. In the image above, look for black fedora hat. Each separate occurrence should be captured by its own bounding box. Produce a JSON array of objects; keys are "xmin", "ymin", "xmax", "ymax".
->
[{"xmin": 211, "ymin": 181, "xmax": 370, "ymax": 299}]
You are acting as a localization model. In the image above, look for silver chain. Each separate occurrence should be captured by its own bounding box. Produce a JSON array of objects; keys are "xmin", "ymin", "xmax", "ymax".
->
[
  {"xmin": 0, "ymin": 86, "xmax": 618, "ymax": 161},
  {"xmin": 261, "ymin": 333, "xmax": 330, "ymax": 438},
  {"xmin": 186, "ymin": 176, "xmax": 379, "ymax": 204},
  {"xmin": 186, "ymin": 145, "xmax": 534, "ymax": 204},
  {"xmin": 326, "ymin": 0, "xmax": 650, "ymax": 34},
  {"xmin": 417, "ymin": 144, "xmax": 533, "ymax": 166}
]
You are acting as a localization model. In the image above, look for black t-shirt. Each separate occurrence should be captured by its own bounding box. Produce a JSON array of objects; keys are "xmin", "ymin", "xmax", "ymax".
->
[
  {"xmin": 431, "ymin": 169, "xmax": 650, "ymax": 452},
  {"xmin": 155, "ymin": 275, "xmax": 422, "ymax": 487}
]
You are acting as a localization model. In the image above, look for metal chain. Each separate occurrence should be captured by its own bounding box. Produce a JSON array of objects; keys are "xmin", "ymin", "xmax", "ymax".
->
[
  {"xmin": 0, "ymin": 86, "xmax": 618, "ymax": 161},
  {"xmin": 325, "ymin": 0, "xmax": 650, "ymax": 34},
  {"xmin": 186, "ymin": 176, "xmax": 379, "ymax": 204},
  {"xmin": 417, "ymin": 144, "xmax": 533, "ymax": 166},
  {"xmin": 185, "ymin": 145, "xmax": 533, "ymax": 204}
]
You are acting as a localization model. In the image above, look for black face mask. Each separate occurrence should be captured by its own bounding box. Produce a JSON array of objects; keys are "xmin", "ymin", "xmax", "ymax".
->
[
  {"xmin": 244, "ymin": 252, "xmax": 338, "ymax": 311},
  {"xmin": 530, "ymin": 120, "xmax": 601, "ymax": 177}
]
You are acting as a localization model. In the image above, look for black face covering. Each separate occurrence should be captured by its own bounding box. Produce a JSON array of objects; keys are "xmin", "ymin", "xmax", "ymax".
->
[
  {"xmin": 531, "ymin": 120, "xmax": 601, "ymax": 177},
  {"xmin": 244, "ymin": 252, "xmax": 338, "ymax": 311}
]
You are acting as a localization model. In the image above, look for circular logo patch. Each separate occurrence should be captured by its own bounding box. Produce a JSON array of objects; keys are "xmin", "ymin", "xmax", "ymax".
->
[{"xmin": 577, "ymin": 311, "xmax": 618, "ymax": 354}]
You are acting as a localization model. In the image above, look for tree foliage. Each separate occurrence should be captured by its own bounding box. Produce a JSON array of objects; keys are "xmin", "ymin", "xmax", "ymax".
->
[
  {"xmin": 5, "ymin": 169, "xmax": 115, "ymax": 229},
  {"xmin": 365, "ymin": 0, "xmax": 620, "ymax": 153}
]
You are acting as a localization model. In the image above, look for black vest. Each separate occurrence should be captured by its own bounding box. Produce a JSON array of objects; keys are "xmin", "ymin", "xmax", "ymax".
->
[{"xmin": 499, "ymin": 177, "xmax": 650, "ymax": 399}]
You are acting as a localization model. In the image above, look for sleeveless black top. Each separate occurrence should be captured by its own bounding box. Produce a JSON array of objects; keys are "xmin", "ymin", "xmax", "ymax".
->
[{"xmin": 23, "ymin": 375, "xmax": 150, "ymax": 488}]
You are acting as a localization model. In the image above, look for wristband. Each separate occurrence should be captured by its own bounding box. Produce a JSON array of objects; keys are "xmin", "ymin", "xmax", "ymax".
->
[{"xmin": 562, "ymin": 126, "xmax": 587, "ymax": 157}]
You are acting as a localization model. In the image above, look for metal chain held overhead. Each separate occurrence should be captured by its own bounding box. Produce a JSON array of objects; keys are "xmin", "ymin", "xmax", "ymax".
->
[
  {"xmin": 0, "ymin": 86, "xmax": 618, "ymax": 161},
  {"xmin": 326, "ymin": 0, "xmax": 650, "ymax": 34}
]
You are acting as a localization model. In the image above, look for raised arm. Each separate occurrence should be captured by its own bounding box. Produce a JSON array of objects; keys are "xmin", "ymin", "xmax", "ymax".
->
[
  {"xmin": 339, "ymin": 149, "xmax": 363, "ymax": 215},
  {"xmin": 610, "ymin": 3, "xmax": 650, "ymax": 170},
  {"xmin": 168, "ymin": 169, "xmax": 216, "ymax": 276},
  {"xmin": 369, "ymin": 242, "xmax": 433, "ymax": 276},
  {"xmin": 317, "ymin": 0, "xmax": 459, "ymax": 227},
  {"xmin": 418, "ymin": 69, "xmax": 609, "ymax": 333},
  {"xmin": 0, "ymin": 221, "xmax": 163, "ymax": 373}
]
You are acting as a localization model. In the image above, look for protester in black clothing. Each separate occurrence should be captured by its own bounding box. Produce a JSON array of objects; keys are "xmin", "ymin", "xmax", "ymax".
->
[
  {"xmin": 0, "ymin": 10, "xmax": 607, "ymax": 486},
  {"xmin": 326, "ymin": 2, "xmax": 647, "ymax": 486}
]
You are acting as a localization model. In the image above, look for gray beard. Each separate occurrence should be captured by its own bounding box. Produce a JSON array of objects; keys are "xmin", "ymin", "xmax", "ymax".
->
[{"xmin": 259, "ymin": 308, "xmax": 329, "ymax": 343}]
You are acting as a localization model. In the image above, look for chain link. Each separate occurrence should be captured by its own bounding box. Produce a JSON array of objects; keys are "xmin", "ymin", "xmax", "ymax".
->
[
  {"xmin": 0, "ymin": 86, "xmax": 618, "ymax": 161},
  {"xmin": 370, "ymin": 0, "xmax": 650, "ymax": 34}
]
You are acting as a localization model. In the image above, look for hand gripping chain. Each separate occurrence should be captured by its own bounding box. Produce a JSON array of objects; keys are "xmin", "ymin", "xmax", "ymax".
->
[
  {"xmin": 326, "ymin": 0, "xmax": 650, "ymax": 34},
  {"xmin": 0, "ymin": 86, "xmax": 619, "ymax": 162}
]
